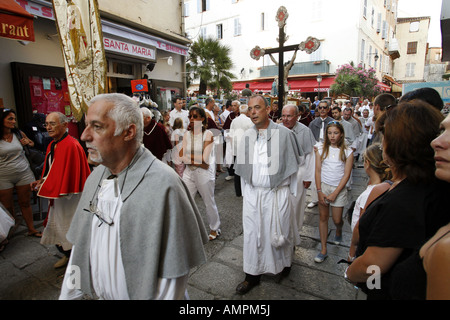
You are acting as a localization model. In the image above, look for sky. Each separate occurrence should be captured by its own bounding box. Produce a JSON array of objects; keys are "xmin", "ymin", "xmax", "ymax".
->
[{"xmin": 397, "ymin": 0, "xmax": 442, "ymax": 47}]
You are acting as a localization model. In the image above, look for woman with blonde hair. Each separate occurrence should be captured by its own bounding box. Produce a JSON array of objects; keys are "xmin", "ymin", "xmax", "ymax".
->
[{"xmin": 347, "ymin": 143, "xmax": 392, "ymax": 262}]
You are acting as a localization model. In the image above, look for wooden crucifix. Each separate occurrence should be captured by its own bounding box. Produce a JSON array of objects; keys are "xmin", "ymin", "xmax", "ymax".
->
[{"xmin": 250, "ymin": 6, "xmax": 321, "ymax": 114}]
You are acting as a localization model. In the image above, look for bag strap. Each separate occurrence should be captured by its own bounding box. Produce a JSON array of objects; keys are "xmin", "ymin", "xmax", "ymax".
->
[{"xmin": 13, "ymin": 130, "xmax": 31, "ymax": 156}]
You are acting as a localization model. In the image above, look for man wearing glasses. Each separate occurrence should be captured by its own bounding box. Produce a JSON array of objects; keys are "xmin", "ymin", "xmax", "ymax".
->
[
  {"xmin": 59, "ymin": 93, "xmax": 207, "ymax": 300},
  {"xmin": 32, "ymin": 112, "xmax": 90, "ymax": 269},
  {"xmin": 307, "ymin": 101, "xmax": 334, "ymax": 208}
]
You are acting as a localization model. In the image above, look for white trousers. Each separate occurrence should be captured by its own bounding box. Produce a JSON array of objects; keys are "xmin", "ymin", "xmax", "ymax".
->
[{"xmin": 183, "ymin": 166, "xmax": 220, "ymax": 231}]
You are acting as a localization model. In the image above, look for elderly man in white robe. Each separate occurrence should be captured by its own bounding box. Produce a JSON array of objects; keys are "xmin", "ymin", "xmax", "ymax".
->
[
  {"xmin": 234, "ymin": 95, "xmax": 302, "ymax": 294},
  {"xmin": 59, "ymin": 93, "xmax": 207, "ymax": 300},
  {"xmin": 281, "ymin": 105, "xmax": 316, "ymax": 233}
]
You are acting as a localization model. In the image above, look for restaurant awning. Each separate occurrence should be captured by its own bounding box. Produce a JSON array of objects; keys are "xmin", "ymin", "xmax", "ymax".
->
[
  {"xmin": 288, "ymin": 77, "xmax": 335, "ymax": 92},
  {"xmin": 0, "ymin": 0, "xmax": 35, "ymax": 42},
  {"xmin": 233, "ymin": 77, "xmax": 335, "ymax": 93},
  {"xmin": 377, "ymin": 81, "xmax": 391, "ymax": 92}
]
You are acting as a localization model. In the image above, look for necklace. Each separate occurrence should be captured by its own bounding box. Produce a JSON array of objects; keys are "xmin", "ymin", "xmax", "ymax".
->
[
  {"xmin": 2, "ymin": 133, "xmax": 12, "ymax": 142},
  {"xmin": 144, "ymin": 122, "xmax": 158, "ymax": 136}
]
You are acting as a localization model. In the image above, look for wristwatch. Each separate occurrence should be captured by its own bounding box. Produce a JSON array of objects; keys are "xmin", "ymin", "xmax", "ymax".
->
[{"xmin": 344, "ymin": 266, "xmax": 353, "ymax": 284}]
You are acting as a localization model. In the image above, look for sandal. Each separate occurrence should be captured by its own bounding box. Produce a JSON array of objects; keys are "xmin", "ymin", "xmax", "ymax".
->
[
  {"xmin": 27, "ymin": 231, "xmax": 42, "ymax": 238},
  {"xmin": 208, "ymin": 229, "xmax": 221, "ymax": 241}
]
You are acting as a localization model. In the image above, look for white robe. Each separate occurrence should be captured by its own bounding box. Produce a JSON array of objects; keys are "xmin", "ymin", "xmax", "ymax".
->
[{"xmin": 242, "ymin": 133, "xmax": 299, "ymax": 276}]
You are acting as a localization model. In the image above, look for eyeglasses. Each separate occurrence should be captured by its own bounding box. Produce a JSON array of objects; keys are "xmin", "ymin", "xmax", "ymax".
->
[
  {"xmin": 44, "ymin": 122, "xmax": 59, "ymax": 128},
  {"xmin": 84, "ymin": 202, "xmax": 115, "ymax": 227},
  {"xmin": 318, "ymin": 106, "xmax": 328, "ymax": 110},
  {"xmin": 189, "ymin": 114, "xmax": 199, "ymax": 119},
  {"xmin": 327, "ymin": 120, "xmax": 341, "ymax": 126},
  {"xmin": 386, "ymin": 104, "xmax": 397, "ymax": 111}
]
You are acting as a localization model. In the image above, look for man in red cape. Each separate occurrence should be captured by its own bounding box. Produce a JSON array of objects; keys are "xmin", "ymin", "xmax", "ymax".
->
[
  {"xmin": 32, "ymin": 112, "xmax": 90, "ymax": 269},
  {"xmin": 141, "ymin": 107, "xmax": 172, "ymax": 161}
]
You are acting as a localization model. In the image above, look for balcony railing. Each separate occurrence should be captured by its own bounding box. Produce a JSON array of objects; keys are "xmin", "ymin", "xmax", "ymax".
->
[{"xmin": 260, "ymin": 60, "xmax": 330, "ymax": 78}]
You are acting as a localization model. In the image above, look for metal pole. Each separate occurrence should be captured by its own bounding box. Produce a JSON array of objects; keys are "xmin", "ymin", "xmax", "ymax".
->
[{"xmin": 278, "ymin": 26, "xmax": 284, "ymax": 118}]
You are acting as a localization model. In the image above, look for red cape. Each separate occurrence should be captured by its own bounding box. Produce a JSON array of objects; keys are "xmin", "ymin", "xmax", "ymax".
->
[
  {"xmin": 142, "ymin": 120, "xmax": 172, "ymax": 161},
  {"xmin": 38, "ymin": 135, "xmax": 90, "ymax": 199}
]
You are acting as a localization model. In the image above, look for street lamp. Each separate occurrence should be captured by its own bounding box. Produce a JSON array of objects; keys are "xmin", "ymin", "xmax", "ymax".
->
[{"xmin": 316, "ymin": 74, "xmax": 322, "ymax": 100}]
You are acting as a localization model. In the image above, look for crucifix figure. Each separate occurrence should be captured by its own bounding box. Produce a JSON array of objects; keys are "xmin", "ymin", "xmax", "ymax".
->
[{"xmin": 250, "ymin": 6, "xmax": 320, "ymax": 115}]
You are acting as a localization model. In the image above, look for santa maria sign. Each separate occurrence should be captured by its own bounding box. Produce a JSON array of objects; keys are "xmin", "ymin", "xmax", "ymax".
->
[{"xmin": 104, "ymin": 37, "xmax": 156, "ymax": 61}]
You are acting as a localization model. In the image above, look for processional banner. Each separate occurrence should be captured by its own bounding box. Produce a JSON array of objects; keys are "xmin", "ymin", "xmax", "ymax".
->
[{"xmin": 52, "ymin": 0, "xmax": 107, "ymax": 121}]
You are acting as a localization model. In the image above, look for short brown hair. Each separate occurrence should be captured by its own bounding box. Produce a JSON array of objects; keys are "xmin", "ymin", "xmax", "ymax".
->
[{"xmin": 383, "ymin": 100, "xmax": 444, "ymax": 184}]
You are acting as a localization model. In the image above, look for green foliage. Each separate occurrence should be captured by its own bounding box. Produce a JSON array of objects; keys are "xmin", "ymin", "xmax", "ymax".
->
[
  {"xmin": 330, "ymin": 63, "xmax": 382, "ymax": 98},
  {"xmin": 187, "ymin": 36, "xmax": 236, "ymax": 94}
]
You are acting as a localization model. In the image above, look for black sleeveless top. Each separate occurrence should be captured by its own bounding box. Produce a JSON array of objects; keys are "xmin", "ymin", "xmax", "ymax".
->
[{"xmin": 389, "ymin": 229, "xmax": 450, "ymax": 300}]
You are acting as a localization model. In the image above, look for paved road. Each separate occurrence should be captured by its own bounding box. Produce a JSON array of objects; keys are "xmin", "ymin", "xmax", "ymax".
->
[{"xmin": 0, "ymin": 164, "xmax": 368, "ymax": 301}]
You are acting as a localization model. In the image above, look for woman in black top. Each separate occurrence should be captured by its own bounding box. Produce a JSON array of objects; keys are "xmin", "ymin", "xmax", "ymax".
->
[{"xmin": 345, "ymin": 100, "xmax": 446, "ymax": 299}]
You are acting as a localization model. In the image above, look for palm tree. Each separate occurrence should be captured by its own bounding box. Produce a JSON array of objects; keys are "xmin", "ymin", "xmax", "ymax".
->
[{"xmin": 187, "ymin": 36, "xmax": 236, "ymax": 95}]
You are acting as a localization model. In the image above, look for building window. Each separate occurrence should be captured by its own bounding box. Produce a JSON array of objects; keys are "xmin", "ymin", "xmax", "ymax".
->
[
  {"xmin": 409, "ymin": 21, "xmax": 420, "ymax": 32},
  {"xmin": 183, "ymin": 2, "xmax": 189, "ymax": 17},
  {"xmin": 382, "ymin": 20, "xmax": 387, "ymax": 39},
  {"xmin": 198, "ymin": 0, "xmax": 209, "ymax": 13},
  {"xmin": 407, "ymin": 41, "xmax": 418, "ymax": 54},
  {"xmin": 200, "ymin": 27, "xmax": 206, "ymax": 39},
  {"xmin": 406, "ymin": 63, "xmax": 416, "ymax": 77},
  {"xmin": 261, "ymin": 12, "xmax": 265, "ymax": 31},
  {"xmin": 371, "ymin": 7, "xmax": 375, "ymax": 28},
  {"xmin": 361, "ymin": 39, "xmax": 365, "ymax": 63},
  {"xmin": 216, "ymin": 24, "xmax": 223, "ymax": 39},
  {"xmin": 363, "ymin": 0, "xmax": 367, "ymax": 18},
  {"xmin": 310, "ymin": 43, "xmax": 323, "ymax": 61},
  {"xmin": 234, "ymin": 18, "xmax": 241, "ymax": 36}
]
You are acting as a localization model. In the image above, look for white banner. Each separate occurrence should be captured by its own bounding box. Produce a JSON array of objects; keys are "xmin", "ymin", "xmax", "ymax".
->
[{"xmin": 52, "ymin": 0, "xmax": 106, "ymax": 121}]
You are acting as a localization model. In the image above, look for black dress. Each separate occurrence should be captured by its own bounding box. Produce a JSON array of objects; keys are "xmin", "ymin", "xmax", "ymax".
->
[{"xmin": 355, "ymin": 178, "xmax": 450, "ymax": 299}]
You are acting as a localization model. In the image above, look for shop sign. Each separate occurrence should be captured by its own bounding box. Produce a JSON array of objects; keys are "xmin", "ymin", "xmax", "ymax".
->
[
  {"xmin": 1, "ymin": 0, "xmax": 35, "ymax": 42},
  {"xmin": 104, "ymin": 37, "xmax": 156, "ymax": 61},
  {"xmin": 131, "ymin": 79, "xmax": 148, "ymax": 93}
]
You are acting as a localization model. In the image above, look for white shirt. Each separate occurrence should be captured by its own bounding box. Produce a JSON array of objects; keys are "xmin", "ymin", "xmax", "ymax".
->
[
  {"xmin": 316, "ymin": 142, "xmax": 353, "ymax": 187},
  {"xmin": 169, "ymin": 109, "xmax": 189, "ymax": 129}
]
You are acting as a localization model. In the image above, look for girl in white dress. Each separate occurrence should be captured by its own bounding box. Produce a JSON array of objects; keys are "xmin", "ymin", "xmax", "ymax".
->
[{"xmin": 314, "ymin": 121, "xmax": 353, "ymax": 263}]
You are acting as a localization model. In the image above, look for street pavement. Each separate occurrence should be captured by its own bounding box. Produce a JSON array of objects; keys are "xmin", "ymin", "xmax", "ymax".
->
[{"xmin": 0, "ymin": 163, "xmax": 369, "ymax": 301}]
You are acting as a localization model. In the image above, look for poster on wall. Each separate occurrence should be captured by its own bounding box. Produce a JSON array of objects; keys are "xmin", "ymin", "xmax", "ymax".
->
[{"xmin": 28, "ymin": 76, "xmax": 79, "ymax": 139}]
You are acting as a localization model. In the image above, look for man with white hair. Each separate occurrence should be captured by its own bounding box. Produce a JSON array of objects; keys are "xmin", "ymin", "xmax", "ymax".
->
[
  {"xmin": 281, "ymin": 105, "xmax": 316, "ymax": 232},
  {"xmin": 33, "ymin": 112, "xmax": 90, "ymax": 269},
  {"xmin": 59, "ymin": 93, "xmax": 207, "ymax": 300},
  {"xmin": 141, "ymin": 107, "xmax": 172, "ymax": 161},
  {"xmin": 229, "ymin": 104, "xmax": 253, "ymax": 196}
]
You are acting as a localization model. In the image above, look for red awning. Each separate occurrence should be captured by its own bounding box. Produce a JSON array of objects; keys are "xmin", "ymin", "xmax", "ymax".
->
[
  {"xmin": 377, "ymin": 81, "xmax": 391, "ymax": 92},
  {"xmin": 233, "ymin": 77, "xmax": 336, "ymax": 93},
  {"xmin": 288, "ymin": 77, "xmax": 335, "ymax": 92},
  {"xmin": 0, "ymin": 0, "xmax": 35, "ymax": 42}
]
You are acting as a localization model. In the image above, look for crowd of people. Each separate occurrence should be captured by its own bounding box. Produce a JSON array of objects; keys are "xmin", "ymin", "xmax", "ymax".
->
[{"xmin": 0, "ymin": 85, "xmax": 449, "ymax": 300}]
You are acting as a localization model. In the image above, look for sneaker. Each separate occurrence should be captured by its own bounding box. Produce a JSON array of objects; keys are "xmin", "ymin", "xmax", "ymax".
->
[
  {"xmin": 333, "ymin": 235, "xmax": 342, "ymax": 245},
  {"xmin": 225, "ymin": 175, "xmax": 234, "ymax": 181},
  {"xmin": 208, "ymin": 229, "xmax": 221, "ymax": 241},
  {"xmin": 314, "ymin": 252, "xmax": 328, "ymax": 263},
  {"xmin": 307, "ymin": 201, "xmax": 318, "ymax": 208}
]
